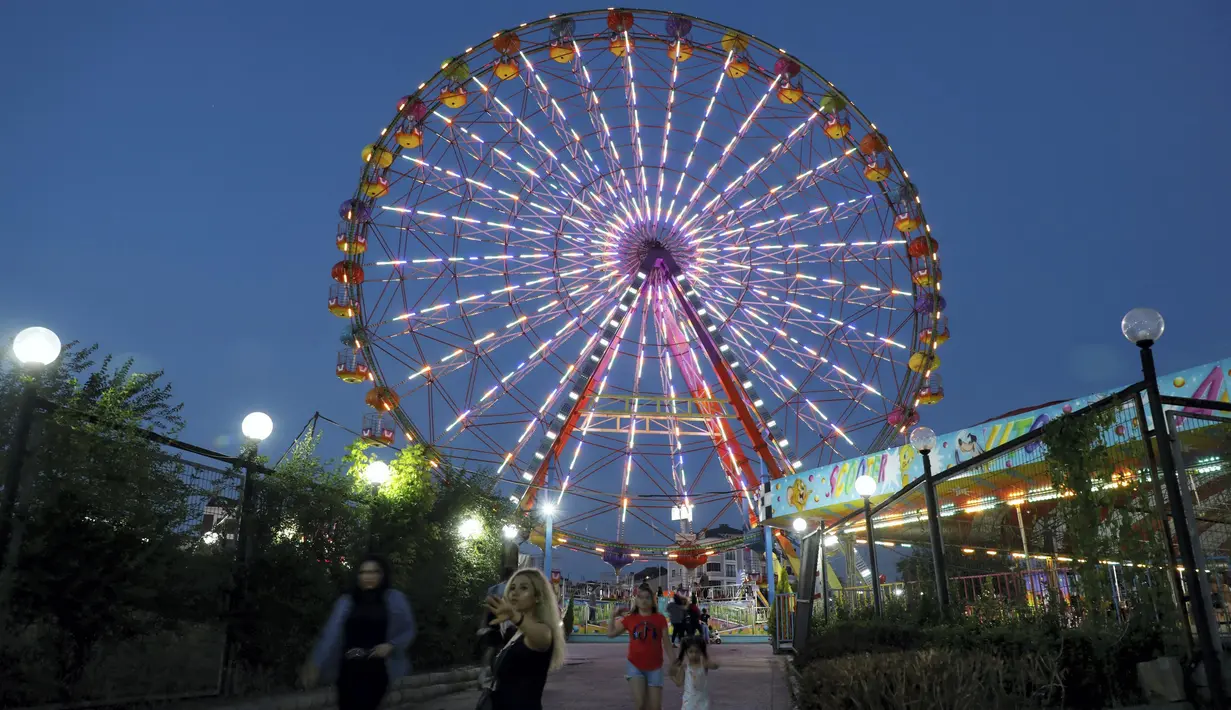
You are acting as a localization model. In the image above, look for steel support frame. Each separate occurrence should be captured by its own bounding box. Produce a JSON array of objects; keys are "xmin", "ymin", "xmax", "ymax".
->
[{"xmin": 516, "ymin": 247, "xmax": 803, "ymax": 520}]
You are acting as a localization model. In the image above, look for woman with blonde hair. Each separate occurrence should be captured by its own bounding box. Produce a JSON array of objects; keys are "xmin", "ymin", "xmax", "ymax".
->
[{"xmin": 480, "ymin": 567, "xmax": 566, "ymax": 710}]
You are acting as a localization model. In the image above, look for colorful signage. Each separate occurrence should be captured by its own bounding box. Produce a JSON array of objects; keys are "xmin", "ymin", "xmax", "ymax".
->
[{"xmin": 767, "ymin": 356, "xmax": 1231, "ymax": 519}]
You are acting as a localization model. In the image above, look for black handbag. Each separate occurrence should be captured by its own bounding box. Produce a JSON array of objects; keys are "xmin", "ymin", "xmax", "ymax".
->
[{"xmin": 475, "ymin": 630, "xmax": 522, "ymax": 710}]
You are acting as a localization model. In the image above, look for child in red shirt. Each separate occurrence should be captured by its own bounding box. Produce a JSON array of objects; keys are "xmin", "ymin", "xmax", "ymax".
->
[{"xmin": 608, "ymin": 584, "xmax": 671, "ymax": 710}]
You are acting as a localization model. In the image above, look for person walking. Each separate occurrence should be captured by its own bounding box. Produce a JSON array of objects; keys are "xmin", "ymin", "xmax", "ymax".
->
[
  {"xmin": 608, "ymin": 584, "xmax": 671, "ymax": 710},
  {"xmin": 669, "ymin": 636, "xmax": 719, "ymax": 710},
  {"xmin": 302, "ymin": 554, "xmax": 416, "ymax": 710},
  {"xmin": 478, "ymin": 566, "xmax": 517, "ymax": 689},
  {"xmin": 481, "ymin": 568, "xmax": 566, "ymax": 710},
  {"xmin": 666, "ymin": 593, "xmax": 687, "ymax": 648},
  {"xmin": 698, "ymin": 607, "xmax": 711, "ymax": 643},
  {"xmin": 687, "ymin": 594, "xmax": 702, "ymax": 637}
]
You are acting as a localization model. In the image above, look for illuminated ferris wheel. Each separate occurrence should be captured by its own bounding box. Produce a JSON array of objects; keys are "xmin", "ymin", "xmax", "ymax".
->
[{"xmin": 329, "ymin": 9, "xmax": 948, "ymax": 570}]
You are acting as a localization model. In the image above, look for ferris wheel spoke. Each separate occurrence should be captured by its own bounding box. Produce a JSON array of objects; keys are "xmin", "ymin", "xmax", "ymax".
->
[
  {"xmin": 676, "ymin": 73, "xmax": 781, "ymax": 230},
  {"xmin": 511, "ymin": 52, "xmax": 611, "ymax": 191},
  {"xmin": 416, "ymin": 111, "xmax": 588, "ymax": 234}
]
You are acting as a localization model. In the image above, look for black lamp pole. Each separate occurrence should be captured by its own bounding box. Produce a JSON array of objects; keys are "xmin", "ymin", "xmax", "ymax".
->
[
  {"xmin": 0, "ymin": 379, "xmax": 38, "ymax": 569},
  {"xmin": 863, "ymin": 495, "xmax": 883, "ymax": 618},
  {"xmin": 1138, "ymin": 339, "xmax": 1225, "ymax": 707},
  {"xmin": 920, "ymin": 450, "xmax": 950, "ymax": 614},
  {"xmin": 367, "ymin": 484, "xmax": 380, "ymax": 553}
]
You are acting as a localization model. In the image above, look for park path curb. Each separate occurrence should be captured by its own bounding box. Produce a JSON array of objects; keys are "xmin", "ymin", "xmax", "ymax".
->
[
  {"xmin": 170, "ymin": 666, "xmax": 481, "ymax": 710},
  {"xmin": 781, "ymin": 654, "xmax": 802, "ymax": 710}
]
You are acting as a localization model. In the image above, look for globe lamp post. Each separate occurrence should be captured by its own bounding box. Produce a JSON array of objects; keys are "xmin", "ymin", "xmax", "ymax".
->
[
  {"xmin": 1123, "ymin": 308, "xmax": 1225, "ymax": 704},
  {"xmin": 458, "ymin": 517, "xmax": 483, "ymax": 540},
  {"xmin": 791, "ymin": 517, "xmax": 808, "ymax": 533},
  {"xmin": 224, "ymin": 410, "xmax": 273, "ymax": 694},
  {"xmin": 240, "ymin": 412, "xmax": 274, "ymax": 443},
  {"xmin": 853, "ymin": 473, "xmax": 882, "ymax": 617},
  {"xmin": 235, "ymin": 412, "xmax": 272, "ymax": 555},
  {"xmin": 362, "ymin": 460, "xmax": 392, "ymax": 552},
  {"xmin": 909, "ymin": 425, "xmax": 949, "ymax": 614},
  {"xmin": 0, "ymin": 328, "xmax": 62, "ymax": 582}
]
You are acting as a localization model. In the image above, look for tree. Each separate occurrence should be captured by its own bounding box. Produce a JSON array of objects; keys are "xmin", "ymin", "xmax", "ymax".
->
[
  {"xmin": 1, "ymin": 344, "xmax": 214, "ymax": 702},
  {"xmin": 1040, "ymin": 407, "xmax": 1169, "ymax": 622}
]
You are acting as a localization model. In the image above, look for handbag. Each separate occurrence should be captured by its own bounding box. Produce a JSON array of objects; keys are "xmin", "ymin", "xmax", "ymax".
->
[{"xmin": 475, "ymin": 629, "xmax": 523, "ymax": 710}]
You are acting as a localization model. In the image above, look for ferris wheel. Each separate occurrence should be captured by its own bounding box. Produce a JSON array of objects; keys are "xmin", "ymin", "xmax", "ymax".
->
[{"xmin": 329, "ymin": 9, "xmax": 948, "ymax": 571}]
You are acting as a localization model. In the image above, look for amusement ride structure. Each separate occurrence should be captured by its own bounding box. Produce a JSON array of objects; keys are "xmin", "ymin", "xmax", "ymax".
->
[{"xmin": 326, "ymin": 9, "xmax": 947, "ymax": 585}]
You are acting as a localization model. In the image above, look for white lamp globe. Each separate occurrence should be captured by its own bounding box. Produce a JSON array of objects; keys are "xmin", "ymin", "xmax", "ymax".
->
[
  {"xmin": 241, "ymin": 412, "xmax": 273, "ymax": 441},
  {"xmin": 541, "ymin": 502, "xmax": 556, "ymax": 518},
  {"xmin": 1121, "ymin": 308, "xmax": 1165, "ymax": 344},
  {"xmin": 502, "ymin": 524, "xmax": 519, "ymax": 540},
  {"xmin": 13, "ymin": 326, "xmax": 62, "ymax": 366},
  {"xmin": 792, "ymin": 517, "xmax": 808, "ymax": 533},
  {"xmin": 363, "ymin": 459, "xmax": 392, "ymax": 486},
  {"xmin": 458, "ymin": 517, "xmax": 483, "ymax": 539},
  {"xmin": 823, "ymin": 534, "xmax": 839, "ymax": 548},
  {"xmin": 908, "ymin": 426, "xmax": 937, "ymax": 453},
  {"xmin": 854, "ymin": 474, "xmax": 877, "ymax": 498}
]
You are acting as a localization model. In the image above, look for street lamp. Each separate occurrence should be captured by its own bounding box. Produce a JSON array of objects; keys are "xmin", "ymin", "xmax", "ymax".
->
[
  {"xmin": 12, "ymin": 327, "xmax": 62, "ymax": 366},
  {"xmin": 853, "ymin": 474, "xmax": 882, "ymax": 617},
  {"xmin": 909, "ymin": 425, "xmax": 949, "ymax": 614},
  {"xmin": 0, "ymin": 327, "xmax": 62, "ymax": 572},
  {"xmin": 363, "ymin": 460, "xmax": 392, "ymax": 486},
  {"xmin": 502, "ymin": 524, "xmax": 519, "ymax": 540},
  {"xmin": 792, "ymin": 517, "xmax": 807, "ymax": 533},
  {"xmin": 1124, "ymin": 308, "xmax": 1225, "ymax": 704},
  {"xmin": 458, "ymin": 517, "xmax": 483, "ymax": 540},
  {"xmin": 362, "ymin": 460, "xmax": 392, "ymax": 552},
  {"xmin": 240, "ymin": 412, "xmax": 273, "ymax": 442}
]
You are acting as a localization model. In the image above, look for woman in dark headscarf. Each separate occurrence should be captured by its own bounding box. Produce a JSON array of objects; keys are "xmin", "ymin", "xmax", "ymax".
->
[{"xmin": 302, "ymin": 554, "xmax": 416, "ymax": 710}]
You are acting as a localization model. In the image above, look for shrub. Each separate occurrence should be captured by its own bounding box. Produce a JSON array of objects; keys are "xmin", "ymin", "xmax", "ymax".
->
[
  {"xmin": 799, "ymin": 614, "xmax": 1179, "ymax": 707},
  {"xmin": 796, "ymin": 648, "xmax": 1060, "ymax": 710}
]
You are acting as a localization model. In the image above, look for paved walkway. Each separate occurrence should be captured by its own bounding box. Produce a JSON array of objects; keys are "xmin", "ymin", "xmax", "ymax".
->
[{"xmin": 422, "ymin": 642, "xmax": 792, "ymax": 709}]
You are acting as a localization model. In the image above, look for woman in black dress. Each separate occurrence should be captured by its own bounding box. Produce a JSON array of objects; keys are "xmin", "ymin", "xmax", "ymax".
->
[
  {"xmin": 484, "ymin": 568, "xmax": 567, "ymax": 709},
  {"xmin": 304, "ymin": 555, "xmax": 417, "ymax": 710}
]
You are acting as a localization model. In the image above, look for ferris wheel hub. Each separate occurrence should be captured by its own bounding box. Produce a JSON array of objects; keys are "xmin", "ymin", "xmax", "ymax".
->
[{"xmin": 615, "ymin": 220, "xmax": 696, "ymax": 276}]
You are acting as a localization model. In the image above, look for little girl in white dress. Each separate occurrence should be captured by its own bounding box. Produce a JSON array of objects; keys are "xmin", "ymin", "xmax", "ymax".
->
[{"xmin": 669, "ymin": 636, "xmax": 720, "ymax": 710}]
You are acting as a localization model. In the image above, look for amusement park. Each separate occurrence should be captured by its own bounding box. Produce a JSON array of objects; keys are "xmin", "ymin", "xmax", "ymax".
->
[{"xmin": 2, "ymin": 3, "xmax": 1229, "ymax": 709}]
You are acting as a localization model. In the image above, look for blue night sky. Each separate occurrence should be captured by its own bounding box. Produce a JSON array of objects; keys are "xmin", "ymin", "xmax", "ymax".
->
[{"xmin": 3, "ymin": 1, "xmax": 1228, "ymax": 579}]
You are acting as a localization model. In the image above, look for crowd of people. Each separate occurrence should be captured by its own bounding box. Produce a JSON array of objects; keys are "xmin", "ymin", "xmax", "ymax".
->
[{"xmin": 301, "ymin": 559, "xmax": 719, "ymax": 710}]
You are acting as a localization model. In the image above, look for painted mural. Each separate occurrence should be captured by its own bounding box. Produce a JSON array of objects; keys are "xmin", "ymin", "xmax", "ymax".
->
[{"xmin": 766, "ymin": 356, "xmax": 1231, "ymax": 519}]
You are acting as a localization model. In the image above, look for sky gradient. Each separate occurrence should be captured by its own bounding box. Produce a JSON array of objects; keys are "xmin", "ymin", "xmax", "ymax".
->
[{"xmin": 3, "ymin": 1, "xmax": 1227, "ymax": 579}]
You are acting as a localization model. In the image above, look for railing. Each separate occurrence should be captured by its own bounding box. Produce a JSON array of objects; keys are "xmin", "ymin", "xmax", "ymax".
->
[{"xmin": 807, "ymin": 385, "xmax": 1231, "ymax": 639}]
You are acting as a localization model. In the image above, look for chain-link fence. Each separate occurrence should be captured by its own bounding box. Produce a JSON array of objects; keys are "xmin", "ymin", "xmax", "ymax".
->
[
  {"xmin": 2, "ymin": 396, "xmax": 512, "ymax": 709},
  {"xmin": 1, "ymin": 406, "xmax": 245, "ymax": 708}
]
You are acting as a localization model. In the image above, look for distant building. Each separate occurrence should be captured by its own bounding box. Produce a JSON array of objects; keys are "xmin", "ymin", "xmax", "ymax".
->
[
  {"xmin": 665, "ymin": 524, "xmax": 762, "ymax": 592},
  {"xmin": 200, "ymin": 496, "xmax": 236, "ymax": 545}
]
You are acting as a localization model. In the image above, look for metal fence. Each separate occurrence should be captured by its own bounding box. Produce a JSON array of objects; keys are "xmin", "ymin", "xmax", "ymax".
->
[
  {"xmin": 809, "ymin": 384, "xmax": 1231, "ymax": 639},
  {"xmin": 0, "ymin": 400, "xmax": 267, "ymax": 709}
]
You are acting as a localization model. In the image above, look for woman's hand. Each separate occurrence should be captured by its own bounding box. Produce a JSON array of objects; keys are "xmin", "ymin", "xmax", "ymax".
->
[
  {"xmin": 486, "ymin": 595, "xmax": 516, "ymax": 625},
  {"xmin": 369, "ymin": 643, "xmax": 394, "ymax": 659}
]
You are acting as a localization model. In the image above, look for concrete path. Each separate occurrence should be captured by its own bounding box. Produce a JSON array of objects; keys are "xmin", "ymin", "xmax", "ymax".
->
[{"xmin": 420, "ymin": 642, "xmax": 792, "ymax": 710}]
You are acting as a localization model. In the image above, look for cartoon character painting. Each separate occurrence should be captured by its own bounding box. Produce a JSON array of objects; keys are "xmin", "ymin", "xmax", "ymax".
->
[
  {"xmin": 898, "ymin": 446, "xmax": 916, "ymax": 487},
  {"xmin": 954, "ymin": 430, "xmax": 985, "ymax": 466}
]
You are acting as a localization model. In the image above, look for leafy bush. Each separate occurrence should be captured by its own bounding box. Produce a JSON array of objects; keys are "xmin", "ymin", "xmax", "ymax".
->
[
  {"xmin": 799, "ymin": 614, "xmax": 1179, "ymax": 707},
  {"xmin": 1, "ymin": 343, "xmax": 514, "ymax": 704},
  {"xmin": 796, "ymin": 648, "xmax": 1059, "ymax": 710}
]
